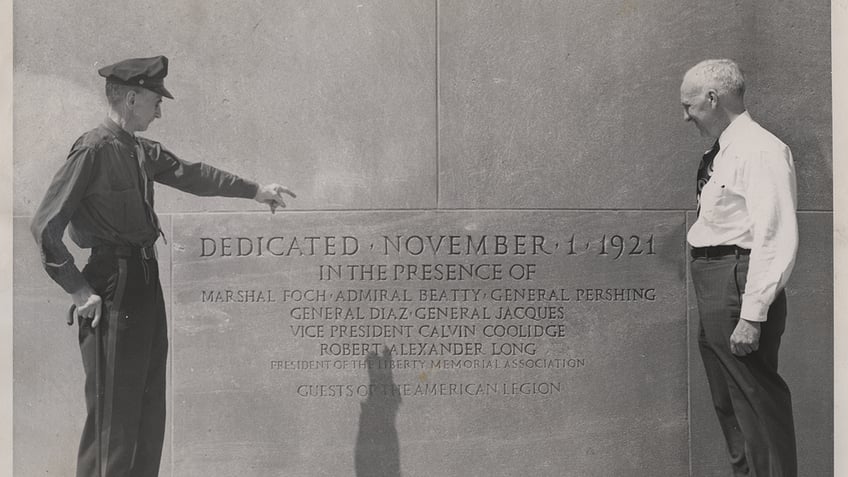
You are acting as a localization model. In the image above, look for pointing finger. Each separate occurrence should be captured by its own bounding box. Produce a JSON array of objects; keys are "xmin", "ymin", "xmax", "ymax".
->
[{"xmin": 273, "ymin": 185, "xmax": 296, "ymax": 198}]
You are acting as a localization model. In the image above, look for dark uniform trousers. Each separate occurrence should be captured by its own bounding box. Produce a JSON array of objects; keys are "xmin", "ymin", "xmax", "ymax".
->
[
  {"xmin": 77, "ymin": 249, "xmax": 168, "ymax": 477},
  {"xmin": 692, "ymin": 252, "xmax": 797, "ymax": 477}
]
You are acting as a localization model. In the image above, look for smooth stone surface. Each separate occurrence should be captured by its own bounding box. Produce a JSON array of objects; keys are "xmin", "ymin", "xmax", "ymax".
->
[
  {"xmin": 438, "ymin": 0, "xmax": 831, "ymax": 211},
  {"xmin": 743, "ymin": 0, "xmax": 832, "ymax": 211},
  {"xmin": 687, "ymin": 211, "xmax": 833, "ymax": 476},
  {"xmin": 14, "ymin": 0, "xmax": 436, "ymax": 215},
  {"xmin": 13, "ymin": 216, "xmax": 173, "ymax": 477},
  {"xmin": 171, "ymin": 210, "xmax": 688, "ymax": 476}
]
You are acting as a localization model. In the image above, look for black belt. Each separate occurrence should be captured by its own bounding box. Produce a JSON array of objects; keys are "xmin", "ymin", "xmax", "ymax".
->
[
  {"xmin": 92, "ymin": 244, "xmax": 157, "ymax": 260},
  {"xmin": 690, "ymin": 245, "xmax": 751, "ymax": 259}
]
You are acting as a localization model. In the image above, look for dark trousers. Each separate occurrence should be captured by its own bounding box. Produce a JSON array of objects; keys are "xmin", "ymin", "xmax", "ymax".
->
[
  {"xmin": 691, "ymin": 253, "xmax": 796, "ymax": 477},
  {"xmin": 77, "ymin": 252, "xmax": 168, "ymax": 477}
]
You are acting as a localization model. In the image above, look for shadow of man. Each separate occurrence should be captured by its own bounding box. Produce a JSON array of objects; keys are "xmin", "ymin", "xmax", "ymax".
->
[{"xmin": 355, "ymin": 347, "xmax": 402, "ymax": 477}]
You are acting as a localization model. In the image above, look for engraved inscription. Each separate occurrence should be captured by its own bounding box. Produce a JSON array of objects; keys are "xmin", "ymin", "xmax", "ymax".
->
[{"xmin": 176, "ymin": 213, "xmax": 681, "ymax": 400}]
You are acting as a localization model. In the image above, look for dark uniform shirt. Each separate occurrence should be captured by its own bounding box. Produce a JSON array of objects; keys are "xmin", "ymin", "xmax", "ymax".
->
[{"xmin": 31, "ymin": 117, "xmax": 259, "ymax": 294}]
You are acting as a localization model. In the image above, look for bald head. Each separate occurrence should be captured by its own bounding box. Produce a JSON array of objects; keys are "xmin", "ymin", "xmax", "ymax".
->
[
  {"xmin": 683, "ymin": 59, "xmax": 746, "ymax": 100},
  {"xmin": 680, "ymin": 59, "xmax": 747, "ymax": 139}
]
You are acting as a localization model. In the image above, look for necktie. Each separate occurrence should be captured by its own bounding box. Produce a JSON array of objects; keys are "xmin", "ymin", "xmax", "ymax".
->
[
  {"xmin": 696, "ymin": 140, "xmax": 720, "ymax": 216},
  {"xmin": 135, "ymin": 141, "xmax": 166, "ymax": 243}
]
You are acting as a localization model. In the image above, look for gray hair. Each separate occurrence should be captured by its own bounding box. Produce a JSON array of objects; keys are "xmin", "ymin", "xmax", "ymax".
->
[
  {"xmin": 685, "ymin": 59, "xmax": 746, "ymax": 98},
  {"xmin": 105, "ymin": 81, "xmax": 144, "ymax": 107}
]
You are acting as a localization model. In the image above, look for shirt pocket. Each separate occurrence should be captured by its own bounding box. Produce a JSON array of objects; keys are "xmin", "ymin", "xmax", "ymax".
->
[
  {"xmin": 700, "ymin": 170, "xmax": 739, "ymax": 222},
  {"xmin": 104, "ymin": 154, "xmax": 138, "ymax": 192}
]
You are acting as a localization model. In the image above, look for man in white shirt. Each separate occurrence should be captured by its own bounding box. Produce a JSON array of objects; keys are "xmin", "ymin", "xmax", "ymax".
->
[{"xmin": 681, "ymin": 59, "xmax": 798, "ymax": 476}]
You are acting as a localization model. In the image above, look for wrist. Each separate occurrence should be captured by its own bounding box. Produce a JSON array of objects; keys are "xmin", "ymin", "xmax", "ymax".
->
[{"xmin": 70, "ymin": 285, "xmax": 94, "ymax": 303}]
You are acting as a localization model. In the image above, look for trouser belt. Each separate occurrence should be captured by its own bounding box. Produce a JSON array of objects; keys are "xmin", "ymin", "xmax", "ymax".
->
[
  {"xmin": 690, "ymin": 245, "xmax": 750, "ymax": 259},
  {"xmin": 92, "ymin": 244, "xmax": 157, "ymax": 260}
]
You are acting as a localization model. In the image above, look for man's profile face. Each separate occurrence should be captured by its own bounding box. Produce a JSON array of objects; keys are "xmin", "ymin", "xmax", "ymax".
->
[
  {"xmin": 131, "ymin": 89, "xmax": 163, "ymax": 132},
  {"xmin": 680, "ymin": 78, "xmax": 718, "ymax": 138}
]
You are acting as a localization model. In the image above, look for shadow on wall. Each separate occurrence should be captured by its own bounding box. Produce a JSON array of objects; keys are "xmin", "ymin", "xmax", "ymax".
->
[{"xmin": 355, "ymin": 347, "xmax": 402, "ymax": 477}]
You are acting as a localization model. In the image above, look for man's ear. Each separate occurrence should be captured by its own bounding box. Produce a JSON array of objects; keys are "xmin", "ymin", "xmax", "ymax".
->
[
  {"xmin": 125, "ymin": 89, "xmax": 137, "ymax": 108},
  {"xmin": 706, "ymin": 89, "xmax": 719, "ymax": 106}
]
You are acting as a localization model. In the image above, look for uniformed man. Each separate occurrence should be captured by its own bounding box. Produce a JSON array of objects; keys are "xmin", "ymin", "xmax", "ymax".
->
[
  {"xmin": 31, "ymin": 55, "xmax": 296, "ymax": 477},
  {"xmin": 681, "ymin": 59, "xmax": 798, "ymax": 476}
]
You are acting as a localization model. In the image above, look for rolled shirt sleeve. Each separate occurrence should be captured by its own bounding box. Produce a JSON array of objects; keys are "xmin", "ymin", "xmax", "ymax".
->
[{"xmin": 739, "ymin": 144, "xmax": 798, "ymax": 322}]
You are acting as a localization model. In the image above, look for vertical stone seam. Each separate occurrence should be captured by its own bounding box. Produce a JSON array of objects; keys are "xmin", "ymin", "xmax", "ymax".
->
[
  {"xmin": 435, "ymin": 0, "xmax": 441, "ymax": 210},
  {"xmin": 684, "ymin": 210, "xmax": 693, "ymax": 477},
  {"xmin": 168, "ymin": 213, "xmax": 175, "ymax": 477}
]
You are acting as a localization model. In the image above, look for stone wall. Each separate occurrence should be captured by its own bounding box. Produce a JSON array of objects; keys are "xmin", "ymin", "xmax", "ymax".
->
[{"xmin": 13, "ymin": 1, "xmax": 832, "ymax": 475}]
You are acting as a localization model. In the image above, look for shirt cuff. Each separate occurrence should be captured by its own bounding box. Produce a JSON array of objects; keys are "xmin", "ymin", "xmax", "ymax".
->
[
  {"xmin": 740, "ymin": 299, "xmax": 768, "ymax": 323},
  {"xmin": 46, "ymin": 261, "xmax": 89, "ymax": 295},
  {"xmin": 246, "ymin": 181, "xmax": 260, "ymax": 200}
]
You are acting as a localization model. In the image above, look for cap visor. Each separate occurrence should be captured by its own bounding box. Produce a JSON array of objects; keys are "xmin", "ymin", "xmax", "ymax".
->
[{"xmin": 150, "ymin": 85, "xmax": 174, "ymax": 99}]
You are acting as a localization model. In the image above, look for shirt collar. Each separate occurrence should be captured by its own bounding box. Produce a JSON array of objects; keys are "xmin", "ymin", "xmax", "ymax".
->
[
  {"xmin": 101, "ymin": 117, "xmax": 137, "ymax": 146},
  {"xmin": 717, "ymin": 110, "xmax": 752, "ymax": 151}
]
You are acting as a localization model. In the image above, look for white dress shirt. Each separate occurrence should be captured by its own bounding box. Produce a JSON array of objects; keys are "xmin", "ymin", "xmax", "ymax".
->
[{"xmin": 688, "ymin": 111, "xmax": 798, "ymax": 322}]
